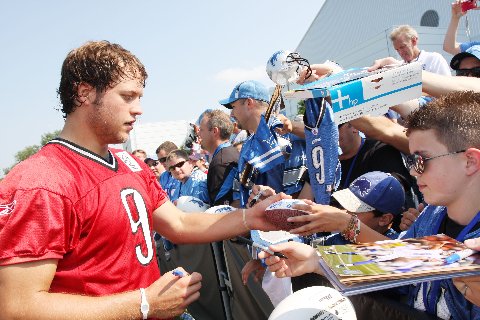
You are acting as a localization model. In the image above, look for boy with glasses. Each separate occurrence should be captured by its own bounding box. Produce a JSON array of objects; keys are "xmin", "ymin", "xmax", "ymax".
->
[
  {"xmin": 261, "ymin": 91, "xmax": 480, "ymax": 319},
  {"xmin": 156, "ymin": 141, "xmax": 181, "ymax": 200},
  {"xmin": 450, "ymin": 45, "xmax": 480, "ymax": 78}
]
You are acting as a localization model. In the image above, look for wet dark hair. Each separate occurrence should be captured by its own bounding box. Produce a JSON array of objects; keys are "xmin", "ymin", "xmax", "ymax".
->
[{"xmin": 57, "ymin": 40, "xmax": 147, "ymax": 118}]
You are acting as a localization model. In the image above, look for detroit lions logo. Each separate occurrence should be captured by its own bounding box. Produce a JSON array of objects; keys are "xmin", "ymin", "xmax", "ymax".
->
[
  {"xmin": 189, "ymin": 197, "xmax": 205, "ymax": 207},
  {"xmin": 351, "ymin": 178, "xmax": 371, "ymax": 197},
  {"xmin": 269, "ymin": 50, "xmax": 283, "ymax": 66},
  {"xmin": 0, "ymin": 200, "xmax": 16, "ymax": 216}
]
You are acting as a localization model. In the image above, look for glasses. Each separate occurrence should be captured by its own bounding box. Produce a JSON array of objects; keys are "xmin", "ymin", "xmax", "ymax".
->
[
  {"xmin": 456, "ymin": 67, "xmax": 480, "ymax": 78},
  {"xmin": 168, "ymin": 160, "xmax": 186, "ymax": 172},
  {"xmin": 405, "ymin": 150, "xmax": 466, "ymax": 174},
  {"xmin": 158, "ymin": 157, "xmax": 167, "ymax": 163},
  {"xmin": 150, "ymin": 161, "xmax": 159, "ymax": 167}
]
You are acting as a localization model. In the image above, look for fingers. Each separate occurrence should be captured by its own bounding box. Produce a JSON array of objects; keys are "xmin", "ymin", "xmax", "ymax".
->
[{"xmin": 465, "ymin": 238, "xmax": 480, "ymax": 250}]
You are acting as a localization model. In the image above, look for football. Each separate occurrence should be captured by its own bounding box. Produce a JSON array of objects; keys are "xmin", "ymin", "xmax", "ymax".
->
[
  {"xmin": 175, "ymin": 196, "xmax": 210, "ymax": 213},
  {"xmin": 264, "ymin": 199, "xmax": 309, "ymax": 231}
]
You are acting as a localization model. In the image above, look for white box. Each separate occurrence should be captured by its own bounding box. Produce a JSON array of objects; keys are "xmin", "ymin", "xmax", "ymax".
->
[{"xmin": 284, "ymin": 62, "xmax": 423, "ymax": 124}]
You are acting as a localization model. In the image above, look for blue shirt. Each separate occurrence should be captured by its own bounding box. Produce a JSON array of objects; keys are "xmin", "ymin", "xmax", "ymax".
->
[
  {"xmin": 159, "ymin": 171, "xmax": 181, "ymax": 201},
  {"xmin": 178, "ymin": 168, "xmax": 209, "ymax": 204}
]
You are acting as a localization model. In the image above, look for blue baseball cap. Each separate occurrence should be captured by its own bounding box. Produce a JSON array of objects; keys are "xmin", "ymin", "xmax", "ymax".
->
[
  {"xmin": 332, "ymin": 171, "xmax": 405, "ymax": 215},
  {"xmin": 450, "ymin": 45, "xmax": 480, "ymax": 70},
  {"xmin": 219, "ymin": 80, "xmax": 270, "ymax": 109}
]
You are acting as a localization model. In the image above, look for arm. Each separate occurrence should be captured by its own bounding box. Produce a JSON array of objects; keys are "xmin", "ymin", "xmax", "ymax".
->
[
  {"xmin": 369, "ymin": 57, "xmax": 480, "ymax": 97},
  {"xmin": 349, "ymin": 115, "xmax": 410, "ymax": 154},
  {"xmin": 389, "ymin": 98, "xmax": 420, "ymax": 120},
  {"xmin": 152, "ymin": 193, "xmax": 290, "ymax": 244},
  {"xmin": 287, "ymin": 202, "xmax": 389, "ymax": 243},
  {"xmin": 0, "ymin": 260, "xmax": 201, "ymax": 320},
  {"xmin": 443, "ymin": 0, "xmax": 465, "ymax": 55}
]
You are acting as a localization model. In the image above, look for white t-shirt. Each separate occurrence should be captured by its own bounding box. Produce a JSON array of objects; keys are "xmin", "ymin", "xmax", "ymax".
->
[{"xmin": 415, "ymin": 50, "xmax": 452, "ymax": 76}]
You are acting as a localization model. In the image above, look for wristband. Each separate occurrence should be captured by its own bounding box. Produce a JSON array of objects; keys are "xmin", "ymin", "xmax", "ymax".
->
[{"xmin": 140, "ymin": 288, "xmax": 149, "ymax": 320}]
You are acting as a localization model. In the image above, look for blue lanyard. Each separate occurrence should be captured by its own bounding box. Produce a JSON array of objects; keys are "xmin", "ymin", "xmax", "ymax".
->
[
  {"xmin": 423, "ymin": 208, "xmax": 480, "ymax": 315},
  {"xmin": 212, "ymin": 142, "xmax": 231, "ymax": 160},
  {"xmin": 342, "ymin": 138, "xmax": 365, "ymax": 188}
]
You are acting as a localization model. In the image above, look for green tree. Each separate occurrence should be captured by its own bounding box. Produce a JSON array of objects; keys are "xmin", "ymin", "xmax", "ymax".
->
[
  {"xmin": 297, "ymin": 100, "xmax": 306, "ymax": 115},
  {"xmin": 3, "ymin": 130, "xmax": 61, "ymax": 175}
]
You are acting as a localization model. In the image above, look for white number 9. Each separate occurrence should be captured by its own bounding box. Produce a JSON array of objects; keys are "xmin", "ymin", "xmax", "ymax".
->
[
  {"xmin": 311, "ymin": 146, "xmax": 325, "ymax": 184},
  {"xmin": 120, "ymin": 188, "xmax": 154, "ymax": 265}
]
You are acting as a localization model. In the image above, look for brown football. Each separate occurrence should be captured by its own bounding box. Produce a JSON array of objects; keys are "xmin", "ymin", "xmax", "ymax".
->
[{"xmin": 265, "ymin": 208, "xmax": 309, "ymax": 231}]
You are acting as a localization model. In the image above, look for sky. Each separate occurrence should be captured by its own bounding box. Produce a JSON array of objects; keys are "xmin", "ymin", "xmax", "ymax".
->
[{"xmin": 0, "ymin": 1, "xmax": 324, "ymax": 176}]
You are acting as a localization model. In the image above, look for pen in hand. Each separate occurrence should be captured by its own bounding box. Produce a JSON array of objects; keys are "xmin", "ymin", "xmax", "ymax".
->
[
  {"xmin": 236, "ymin": 236, "xmax": 288, "ymax": 259},
  {"xmin": 249, "ymin": 189, "xmax": 264, "ymax": 207},
  {"xmin": 445, "ymin": 249, "xmax": 477, "ymax": 264}
]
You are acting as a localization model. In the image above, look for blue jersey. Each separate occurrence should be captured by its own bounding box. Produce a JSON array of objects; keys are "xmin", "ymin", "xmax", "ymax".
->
[
  {"xmin": 178, "ymin": 168, "xmax": 209, "ymax": 204},
  {"xmin": 282, "ymin": 133, "xmax": 308, "ymax": 196},
  {"xmin": 159, "ymin": 171, "xmax": 181, "ymax": 201}
]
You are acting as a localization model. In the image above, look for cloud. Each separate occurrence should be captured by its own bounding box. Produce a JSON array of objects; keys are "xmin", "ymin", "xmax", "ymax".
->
[{"xmin": 214, "ymin": 66, "xmax": 271, "ymax": 85}]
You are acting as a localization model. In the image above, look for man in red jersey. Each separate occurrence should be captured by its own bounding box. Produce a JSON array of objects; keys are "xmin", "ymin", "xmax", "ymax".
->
[{"xmin": 0, "ymin": 41, "xmax": 287, "ymax": 320}]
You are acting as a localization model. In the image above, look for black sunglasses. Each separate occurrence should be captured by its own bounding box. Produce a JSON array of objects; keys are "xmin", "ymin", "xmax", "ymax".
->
[
  {"xmin": 158, "ymin": 157, "xmax": 167, "ymax": 163},
  {"xmin": 168, "ymin": 160, "xmax": 186, "ymax": 172},
  {"xmin": 456, "ymin": 67, "xmax": 480, "ymax": 78},
  {"xmin": 405, "ymin": 150, "xmax": 466, "ymax": 174}
]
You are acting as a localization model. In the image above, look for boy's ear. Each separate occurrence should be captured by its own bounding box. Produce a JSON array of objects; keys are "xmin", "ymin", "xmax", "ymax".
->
[
  {"xmin": 465, "ymin": 148, "xmax": 480, "ymax": 176},
  {"xmin": 379, "ymin": 213, "xmax": 394, "ymax": 227}
]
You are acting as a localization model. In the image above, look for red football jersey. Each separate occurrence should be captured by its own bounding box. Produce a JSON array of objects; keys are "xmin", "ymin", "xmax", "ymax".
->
[{"xmin": 0, "ymin": 138, "xmax": 168, "ymax": 296}]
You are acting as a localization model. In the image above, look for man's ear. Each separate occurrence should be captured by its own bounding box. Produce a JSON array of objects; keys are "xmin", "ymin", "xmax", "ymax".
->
[
  {"xmin": 465, "ymin": 148, "xmax": 480, "ymax": 176},
  {"xmin": 212, "ymin": 126, "xmax": 220, "ymax": 137},
  {"xmin": 76, "ymin": 83, "xmax": 93, "ymax": 105},
  {"xmin": 378, "ymin": 213, "xmax": 394, "ymax": 227},
  {"xmin": 411, "ymin": 36, "xmax": 418, "ymax": 47}
]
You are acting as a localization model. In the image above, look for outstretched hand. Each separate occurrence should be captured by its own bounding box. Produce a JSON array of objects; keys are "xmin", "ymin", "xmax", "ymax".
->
[
  {"xmin": 247, "ymin": 192, "xmax": 292, "ymax": 231},
  {"xmin": 258, "ymin": 242, "xmax": 322, "ymax": 278}
]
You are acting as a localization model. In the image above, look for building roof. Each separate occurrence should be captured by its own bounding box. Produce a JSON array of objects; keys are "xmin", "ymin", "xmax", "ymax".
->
[{"xmin": 296, "ymin": 0, "xmax": 479, "ymax": 68}]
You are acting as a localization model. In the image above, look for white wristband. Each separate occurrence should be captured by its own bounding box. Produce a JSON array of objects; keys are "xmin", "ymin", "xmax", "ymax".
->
[{"xmin": 140, "ymin": 288, "xmax": 149, "ymax": 320}]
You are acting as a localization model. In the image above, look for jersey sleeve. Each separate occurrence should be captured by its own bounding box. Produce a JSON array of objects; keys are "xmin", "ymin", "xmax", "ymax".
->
[{"xmin": 0, "ymin": 188, "xmax": 80, "ymax": 265}]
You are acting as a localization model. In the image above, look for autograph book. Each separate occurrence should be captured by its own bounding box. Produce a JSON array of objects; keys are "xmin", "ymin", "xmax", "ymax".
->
[{"xmin": 316, "ymin": 234, "xmax": 480, "ymax": 296}]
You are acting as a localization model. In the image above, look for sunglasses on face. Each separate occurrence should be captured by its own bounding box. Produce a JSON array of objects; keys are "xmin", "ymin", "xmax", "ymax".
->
[
  {"xmin": 150, "ymin": 161, "xmax": 159, "ymax": 167},
  {"xmin": 405, "ymin": 150, "xmax": 466, "ymax": 174},
  {"xmin": 168, "ymin": 160, "xmax": 186, "ymax": 172},
  {"xmin": 456, "ymin": 67, "xmax": 480, "ymax": 77},
  {"xmin": 158, "ymin": 157, "xmax": 167, "ymax": 164}
]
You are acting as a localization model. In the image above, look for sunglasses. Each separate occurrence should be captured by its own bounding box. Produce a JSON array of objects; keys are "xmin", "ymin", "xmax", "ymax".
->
[
  {"xmin": 158, "ymin": 157, "xmax": 167, "ymax": 163},
  {"xmin": 168, "ymin": 160, "xmax": 186, "ymax": 172},
  {"xmin": 456, "ymin": 67, "xmax": 480, "ymax": 78},
  {"xmin": 405, "ymin": 150, "xmax": 466, "ymax": 174},
  {"xmin": 150, "ymin": 161, "xmax": 159, "ymax": 166}
]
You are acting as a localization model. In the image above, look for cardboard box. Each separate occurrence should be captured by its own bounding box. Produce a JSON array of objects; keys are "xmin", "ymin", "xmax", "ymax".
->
[{"xmin": 284, "ymin": 62, "xmax": 422, "ymax": 124}]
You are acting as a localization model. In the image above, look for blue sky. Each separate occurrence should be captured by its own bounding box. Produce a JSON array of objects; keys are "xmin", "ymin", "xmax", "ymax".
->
[{"xmin": 0, "ymin": 1, "xmax": 324, "ymax": 175}]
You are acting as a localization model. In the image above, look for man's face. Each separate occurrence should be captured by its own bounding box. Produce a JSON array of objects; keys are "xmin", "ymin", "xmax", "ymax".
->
[
  {"xmin": 355, "ymin": 211, "xmax": 382, "ymax": 233},
  {"xmin": 338, "ymin": 123, "xmax": 359, "ymax": 155},
  {"xmin": 457, "ymin": 57, "xmax": 480, "ymax": 77},
  {"xmin": 198, "ymin": 116, "xmax": 213, "ymax": 152},
  {"xmin": 87, "ymin": 78, "xmax": 143, "ymax": 145},
  {"xmin": 393, "ymin": 34, "xmax": 417, "ymax": 63},
  {"xmin": 230, "ymin": 99, "xmax": 248, "ymax": 131},
  {"xmin": 167, "ymin": 156, "xmax": 193, "ymax": 183},
  {"xmin": 156, "ymin": 149, "xmax": 169, "ymax": 170},
  {"xmin": 408, "ymin": 129, "xmax": 465, "ymax": 207}
]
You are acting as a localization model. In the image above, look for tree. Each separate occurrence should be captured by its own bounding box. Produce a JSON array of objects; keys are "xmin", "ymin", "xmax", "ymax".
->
[{"xmin": 3, "ymin": 130, "xmax": 61, "ymax": 176}]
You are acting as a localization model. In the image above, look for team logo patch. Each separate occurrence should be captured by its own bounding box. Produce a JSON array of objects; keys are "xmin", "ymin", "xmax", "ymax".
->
[
  {"xmin": 0, "ymin": 200, "xmax": 16, "ymax": 216},
  {"xmin": 116, "ymin": 151, "xmax": 142, "ymax": 172},
  {"xmin": 351, "ymin": 178, "xmax": 371, "ymax": 197}
]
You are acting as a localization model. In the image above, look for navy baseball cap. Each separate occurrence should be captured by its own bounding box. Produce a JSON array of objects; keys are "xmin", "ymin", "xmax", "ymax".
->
[
  {"xmin": 332, "ymin": 171, "xmax": 405, "ymax": 215},
  {"xmin": 450, "ymin": 45, "xmax": 480, "ymax": 70},
  {"xmin": 219, "ymin": 80, "xmax": 270, "ymax": 109}
]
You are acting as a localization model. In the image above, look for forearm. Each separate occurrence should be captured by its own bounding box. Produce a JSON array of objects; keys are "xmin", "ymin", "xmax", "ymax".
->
[
  {"xmin": 3, "ymin": 286, "xmax": 141, "ymax": 320},
  {"xmin": 174, "ymin": 209, "xmax": 249, "ymax": 243},
  {"xmin": 422, "ymin": 71, "xmax": 480, "ymax": 97},
  {"xmin": 349, "ymin": 116, "xmax": 409, "ymax": 154},
  {"xmin": 443, "ymin": 15, "xmax": 462, "ymax": 55},
  {"xmin": 291, "ymin": 120, "xmax": 306, "ymax": 138}
]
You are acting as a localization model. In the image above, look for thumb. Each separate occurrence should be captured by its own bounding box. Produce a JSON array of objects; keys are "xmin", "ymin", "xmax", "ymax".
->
[
  {"xmin": 417, "ymin": 202, "xmax": 425, "ymax": 213},
  {"xmin": 464, "ymin": 238, "xmax": 480, "ymax": 250}
]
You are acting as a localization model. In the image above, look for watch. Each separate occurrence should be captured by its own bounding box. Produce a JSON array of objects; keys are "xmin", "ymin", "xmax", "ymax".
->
[{"xmin": 140, "ymin": 288, "xmax": 149, "ymax": 320}]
